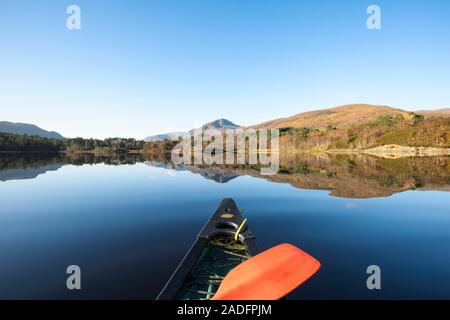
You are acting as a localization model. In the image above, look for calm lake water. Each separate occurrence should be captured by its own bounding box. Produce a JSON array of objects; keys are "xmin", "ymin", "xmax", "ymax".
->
[{"xmin": 0, "ymin": 153, "xmax": 449, "ymax": 299}]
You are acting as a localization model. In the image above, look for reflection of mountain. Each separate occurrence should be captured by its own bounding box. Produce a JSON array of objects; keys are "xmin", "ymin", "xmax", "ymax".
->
[
  {"xmin": 183, "ymin": 165, "xmax": 239, "ymax": 183},
  {"xmin": 144, "ymin": 161, "xmax": 175, "ymax": 169},
  {"xmin": 2, "ymin": 152, "xmax": 449, "ymax": 198},
  {"xmin": 144, "ymin": 153, "xmax": 450, "ymax": 198},
  {"xmin": 143, "ymin": 160, "xmax": 239, "ymax": 183},
  {"xmin": 0, "ymin": 164, "xmax": 63, "ymax": 181},
  {"xmin": 0, "ymin": 153, "xmax": 146, "ymax": 182},
  {"xmin": 252, "ymin": 154, "xmax": 449, "ymax": 198}
]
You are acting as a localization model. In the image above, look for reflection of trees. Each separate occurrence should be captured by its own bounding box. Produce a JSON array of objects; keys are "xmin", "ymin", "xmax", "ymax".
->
[
  {"xmin": 0, "ymin": 153, "xmax": 65, "ymax": 171},
  {"xmin": 0, "ymin": 153, "xmax": 147, "ymax": 172},
  {"xmin": 1, "ymin": 152, "xmax": 449, "ymax": 198},
  {"xmin": 144, "ymin": 153, "xmax": 450, "ymax": 198},
  {"xmin": 271, "ymin": 154, "xmax": 450, "ymax": 197}
]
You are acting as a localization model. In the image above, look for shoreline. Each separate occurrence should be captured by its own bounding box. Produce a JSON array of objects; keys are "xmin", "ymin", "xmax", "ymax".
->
[
  {"xmin": 281, "ymin": 145, "xmax": 450, "ymax": 159},
  {"xmin": 2, "ymin": 145, "xmax": 450, "ymax": 159},
  {"xmin": 325, "ymin": 145, "xmax": 450, "ymax": 159}
]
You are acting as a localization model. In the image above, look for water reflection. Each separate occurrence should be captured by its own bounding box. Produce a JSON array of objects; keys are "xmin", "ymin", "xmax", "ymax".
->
[
  {"xmin": 1, "ymin": 152, "xmax": 449, "ymax": 198},
  {"xmin": 0, "ymin": 153, "xmax": 145, "ymax": 181},
  {"xmin": 1, "ymin": 152, "xmax": 450, "ymax": 299}
]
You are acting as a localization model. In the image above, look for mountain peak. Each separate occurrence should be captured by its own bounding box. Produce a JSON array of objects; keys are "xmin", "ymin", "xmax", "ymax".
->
[
  {"xmin": 187, "ymin": 119, "xmax": 240, "ymax": 135},
  {"xmin": 201, "ymin": 118, "xmax": 240, "ymax": 130},
  {"xmin": 211, "ymin": 118, "xmax": 235, "ymax": 126}
]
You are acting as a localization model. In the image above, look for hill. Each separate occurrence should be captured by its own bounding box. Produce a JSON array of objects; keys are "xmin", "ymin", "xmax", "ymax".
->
[
  {"xmin": 251, "ymin": 104, "xmax": 413, "ymax": 130},
  {"xmin": 248, "ymin": 104, "xmax": 449, "ymax": 150},
  {"xmin": 416, "ymin": 108, "xmax": 450, "ymax": 117},
  {"xmin": 0, "ymin": 121, "xmax": 64, "ymax": 140}
]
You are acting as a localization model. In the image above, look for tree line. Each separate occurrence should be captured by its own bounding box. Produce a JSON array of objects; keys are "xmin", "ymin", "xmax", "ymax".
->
[{"xmin": 0, "ymin": 132, "xmax": 145, "ymax": 152}]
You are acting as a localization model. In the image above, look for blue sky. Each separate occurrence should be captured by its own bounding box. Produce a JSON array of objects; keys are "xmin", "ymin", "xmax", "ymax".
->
[{"xmin": 1, "ymin": 0, "xmax": 450, "ymax": 139}]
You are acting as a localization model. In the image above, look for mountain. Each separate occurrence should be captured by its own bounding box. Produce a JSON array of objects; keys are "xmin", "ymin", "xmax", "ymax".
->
[
  {"xmin": 247, "ymin": 104, "xmax": 450, "ymax": 150},
  {"xmin": 0, "ymin": 121, "xmax": 64, "ymax": 140},
  {"xmin": 251, "ymin": 104, "xmax": 413, "ymax": 130},
  {"xmin": 144, "ymin": 131, "xmax": 186, "ymax": 142},
  {"xmin": 416, "ymin": 108, "xmax": 450, "ymax": 117},
  {"xmin": 189, "ymin": 118, "xmax": 240, "ymax": 134},
  {"xmin": 144, "ymin": 119, "xmax": 240, "ymax": 143}
]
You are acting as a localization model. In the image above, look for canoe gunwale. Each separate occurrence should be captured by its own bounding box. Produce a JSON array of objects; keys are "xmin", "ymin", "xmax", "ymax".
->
[{"xmin": 156, "ymin": 198, "xmax": 260, "ymax": 300}]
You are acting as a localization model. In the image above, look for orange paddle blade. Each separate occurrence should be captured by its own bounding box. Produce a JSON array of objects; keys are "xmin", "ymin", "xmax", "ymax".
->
[{"xmin": 212, "ymin": 243, "xmax": 320, "ymax": 300}]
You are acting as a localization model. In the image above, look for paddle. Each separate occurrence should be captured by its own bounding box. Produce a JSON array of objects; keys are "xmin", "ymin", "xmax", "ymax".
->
[{"xmin": 212, "ymin": 243, "xmax": 321, "ymax": 300}]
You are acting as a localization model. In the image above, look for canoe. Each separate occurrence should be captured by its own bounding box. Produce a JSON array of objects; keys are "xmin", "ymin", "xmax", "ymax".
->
[{"xmin": 157, "ymin": 198, "xmax": 260, "ymax": 300}]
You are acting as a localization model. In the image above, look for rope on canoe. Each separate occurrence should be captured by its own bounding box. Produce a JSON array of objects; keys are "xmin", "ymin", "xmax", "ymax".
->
[
  {"xmin": 210, "ymin": 237, "xmax": 247, "ymax": 251},
  {"xmin": 234, "ymin": 218, "xmax": 247, "ymax": 241}
]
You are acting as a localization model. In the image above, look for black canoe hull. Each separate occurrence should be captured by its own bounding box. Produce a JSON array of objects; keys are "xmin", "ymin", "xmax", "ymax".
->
[{"xmin": 157, "ymin": 198, "xmax": 260, "ymax": 300}]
